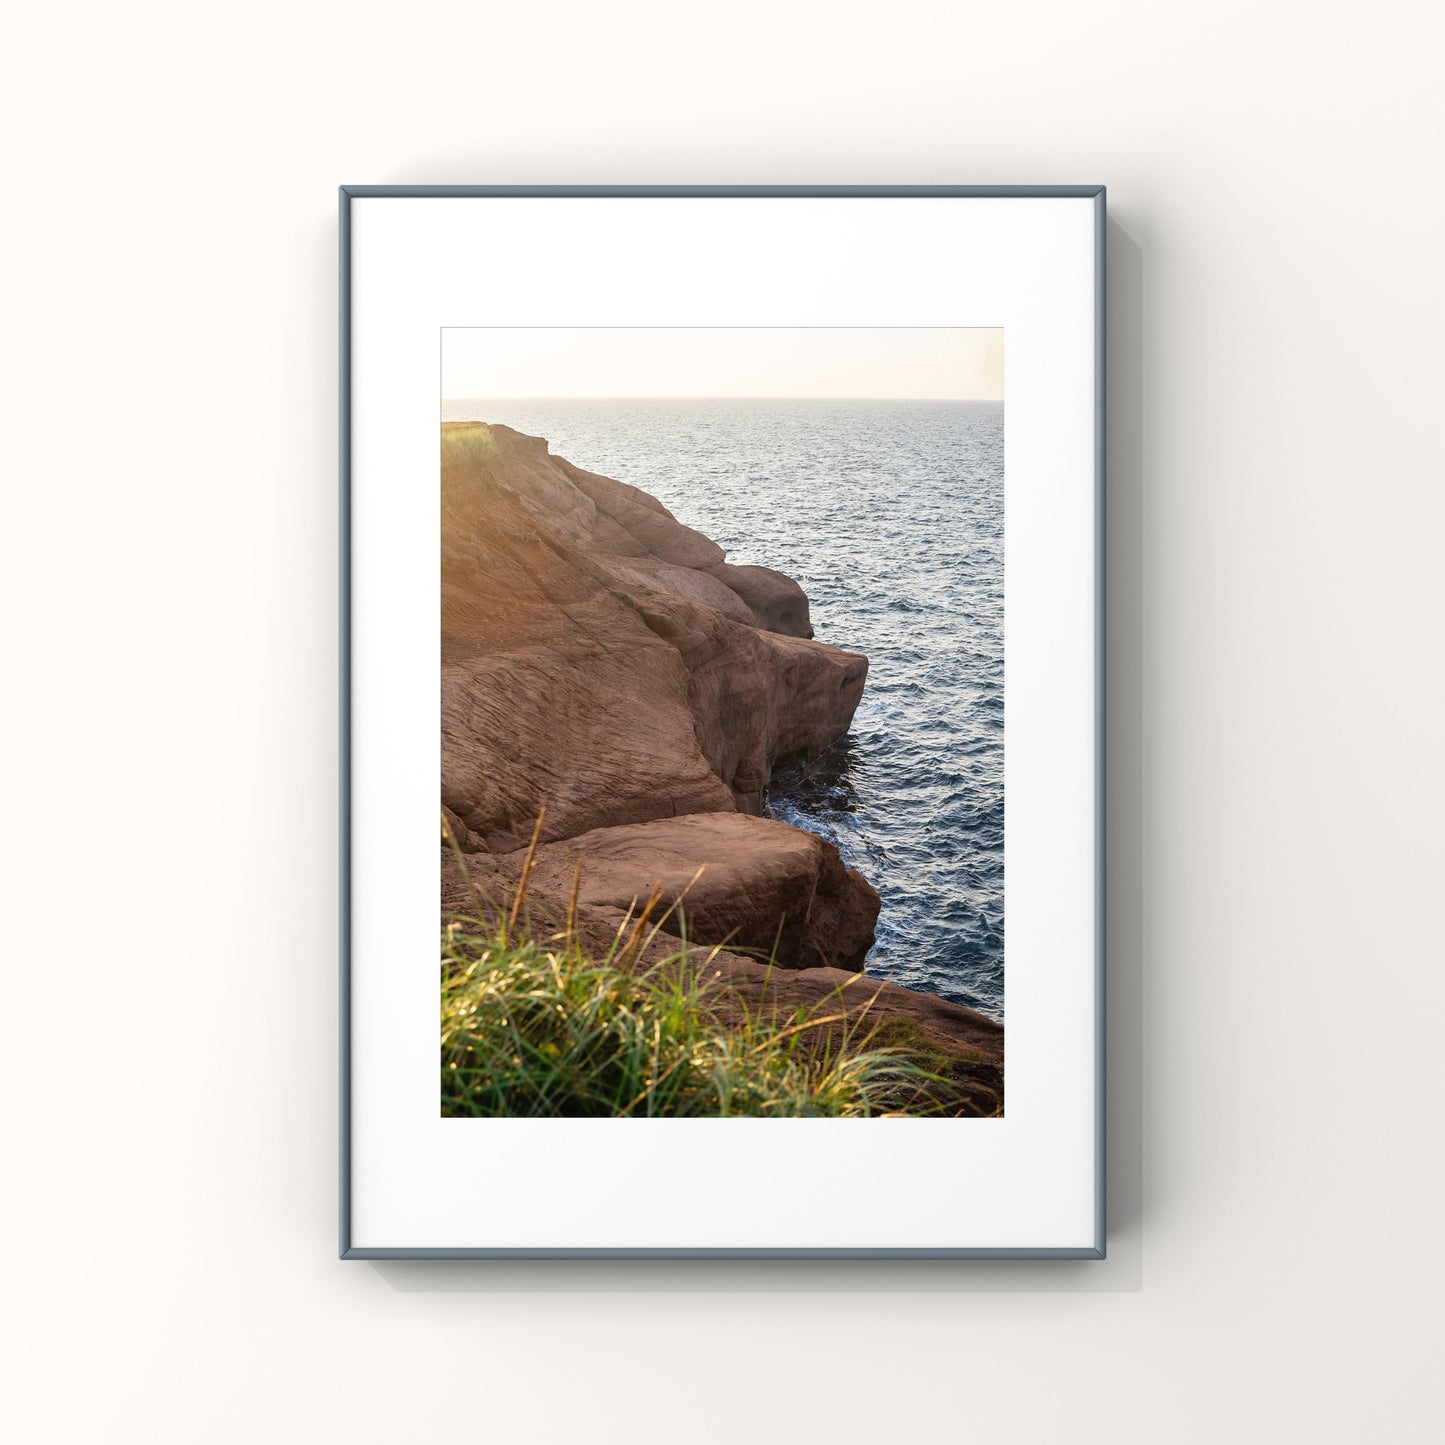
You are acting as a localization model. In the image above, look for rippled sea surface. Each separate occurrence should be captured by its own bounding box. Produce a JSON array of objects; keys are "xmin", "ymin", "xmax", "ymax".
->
[{"xmin": 443, "ymin": 399, "xmax": 1005, "ymax": 1019}]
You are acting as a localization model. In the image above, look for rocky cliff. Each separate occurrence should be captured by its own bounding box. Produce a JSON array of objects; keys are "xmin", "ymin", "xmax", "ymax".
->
[
  {"xmin": 442, "ymin": 422, "xmax": 867, "ymax": 847},
  {"xmin": 440, "ymin": 422, "xmax": 1002, "ymax": 1108}
]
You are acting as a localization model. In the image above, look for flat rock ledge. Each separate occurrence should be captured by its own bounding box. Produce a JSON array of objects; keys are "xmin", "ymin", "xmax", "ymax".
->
[
  {"xmin": 446, "ymin": 812, "xmax": 880, "ymax": 972},
  {"xmin": 442, "ymin": 825, "xmax": 1003, "ymax": 1116}
]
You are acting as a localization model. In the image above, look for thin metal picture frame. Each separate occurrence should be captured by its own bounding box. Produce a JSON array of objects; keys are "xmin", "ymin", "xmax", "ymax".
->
[{"xmin": 339, "ymin": 184, "xmax": 1106, "ymax": 1260}]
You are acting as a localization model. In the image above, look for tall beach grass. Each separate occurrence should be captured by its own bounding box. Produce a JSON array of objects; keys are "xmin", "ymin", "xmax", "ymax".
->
[{"xmin": 440, "ymin": 817, "xmax": 946, "ymax": 1118}]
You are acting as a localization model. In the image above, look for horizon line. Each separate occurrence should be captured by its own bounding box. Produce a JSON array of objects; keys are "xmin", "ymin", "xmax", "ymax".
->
[{"xmin": 441, "ymin": 395, "xmax": 1004, "ymax": 403}]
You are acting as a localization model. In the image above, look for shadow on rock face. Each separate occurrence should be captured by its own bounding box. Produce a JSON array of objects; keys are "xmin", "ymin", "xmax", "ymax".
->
[{"xmin": 767, "ymin": 734, "xmax": 865, "ymax": 817}]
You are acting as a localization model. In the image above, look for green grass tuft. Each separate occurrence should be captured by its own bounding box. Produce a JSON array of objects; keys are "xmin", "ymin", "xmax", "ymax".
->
[
  {"xmin": 440, "ymin": 421, "xmax": 498, "ymax": 473},
  {"xmin": 440, "ymin": 920, "xmax": 947, "ymax": 1119},
  {"xmin": 439, "ymin": 808, "xmax": 955, "ymax": 1118}
]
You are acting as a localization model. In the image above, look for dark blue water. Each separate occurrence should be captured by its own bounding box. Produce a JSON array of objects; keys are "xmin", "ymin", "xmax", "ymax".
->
[{"xmin": 442, "ymin": 398, "xmax": 1005, "ymax": 1020}]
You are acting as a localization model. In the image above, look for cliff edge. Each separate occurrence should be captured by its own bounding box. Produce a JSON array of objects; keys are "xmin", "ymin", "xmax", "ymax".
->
[
  {"xmin": 442, "ymin": 422, "xmax": 867, "ymax": 846},
  {"xmin": 441, "ymin": 420, "xmax": 879, "ymax": 971}
]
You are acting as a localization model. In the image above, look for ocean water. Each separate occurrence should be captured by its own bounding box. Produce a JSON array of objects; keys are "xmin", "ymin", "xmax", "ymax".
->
[{"xmin": 442, "ymin": 398, "xmax": 1005, "ymax": 1020}]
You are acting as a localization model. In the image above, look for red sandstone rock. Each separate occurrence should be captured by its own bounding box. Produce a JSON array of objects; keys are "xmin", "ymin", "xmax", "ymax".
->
[
  {"xmin": 705, "ymin": 561, "xmax": 815, "ymax": 637},
  {"xmin": 441, "ymin": 422, "xmax": 866, "ymax": 844},
  {"xmin": 445, "ymin": 812, "xmax": 879, "ymax": 972}
]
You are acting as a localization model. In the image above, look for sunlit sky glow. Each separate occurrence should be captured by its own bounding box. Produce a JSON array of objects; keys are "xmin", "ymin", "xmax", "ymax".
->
[{"xmin": 442, "ymin": 327, "xmax": 1003, "ymax": 401}]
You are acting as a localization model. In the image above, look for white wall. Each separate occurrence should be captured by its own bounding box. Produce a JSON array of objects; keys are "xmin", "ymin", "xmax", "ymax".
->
[{"xmin": 3, "ymin": 3, "xmax": 1441, "ymax": 1440}]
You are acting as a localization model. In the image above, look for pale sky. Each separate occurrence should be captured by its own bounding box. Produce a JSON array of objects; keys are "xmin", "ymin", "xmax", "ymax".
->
[{"xmin": 442, "ymin": 327, "xmax": 1003, "ymax": 401}]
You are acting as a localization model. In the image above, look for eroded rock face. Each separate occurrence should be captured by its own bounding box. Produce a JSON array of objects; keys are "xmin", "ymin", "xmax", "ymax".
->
[
  {"xmin": 445, "ymin": 812, "xmax": 880, "ymax": 972},
  {"xmin": 441, "ymin": 423, "xmax": 867, "ymax": 847},
  {"xmin": 705, "ymin": 562, "xmax": 814, "ymax": 638},
  {"xmin": 439, "ymin": 840, "xmax": 1003, "ymax": 1115}
]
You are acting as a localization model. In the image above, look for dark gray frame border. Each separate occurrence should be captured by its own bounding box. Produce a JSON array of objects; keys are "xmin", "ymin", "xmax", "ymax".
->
[{"xmin": 338, "ymin": 184, "xmax": 1106, "ymax": 1261}]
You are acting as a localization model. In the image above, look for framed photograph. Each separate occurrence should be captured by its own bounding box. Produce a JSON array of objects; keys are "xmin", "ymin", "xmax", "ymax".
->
[{"xmin": 340, "ymin": 185, "xmax": 1105, "ymax": 1258}]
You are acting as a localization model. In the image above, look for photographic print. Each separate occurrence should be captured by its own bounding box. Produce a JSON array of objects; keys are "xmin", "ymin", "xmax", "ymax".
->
[{"xmin": 439, "ymin": 327, "xmax": 1005, "ymax": 1118}]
